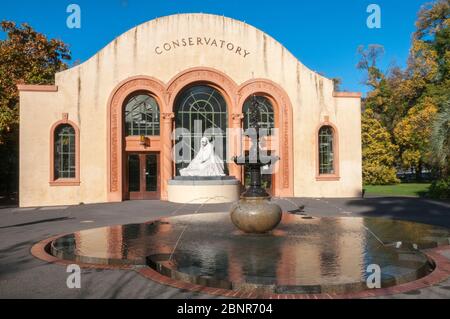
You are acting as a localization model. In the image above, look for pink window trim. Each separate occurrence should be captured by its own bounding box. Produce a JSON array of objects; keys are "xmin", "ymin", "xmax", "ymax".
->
[
  {"xmin": 316, "ymin": 122, "xmax": 340, "ymax": 181},
  {"xmin": 49, "ymin": 118, "xmax": 80, "ymax": 186}
]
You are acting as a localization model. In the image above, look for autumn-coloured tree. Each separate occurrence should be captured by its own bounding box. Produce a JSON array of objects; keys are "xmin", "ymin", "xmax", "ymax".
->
[
  {"xmin": 357, "ymin": 45, "xmax": 408, "ymax": 133},
  {"xmin": 0, "ymin": 21, "xmax": 71, "ymax": 197},
  {"xmin": 357, "ymin": 45, "xmax": 402, "ymax": 184},
  {"xmin": 399, "ymin": 0, "xmax": 449, "ymax": 178},
  {"xmin": 359, "ymin": 0, "xmax": 449, "ymax": 188},
  {"xmin": 430, "ymin": 100, "xmax": 450, "ymax": 177},
  {"xmin": 394, "ymin": 97, "xmax": 438, "ymax": 176},
  {"xmin": 362, "ymin": 109, "xmax": 400, "ymax": 185},
  {"xmin": 411, "ymin": 0, "xmax": 449, "ymax": 84}
]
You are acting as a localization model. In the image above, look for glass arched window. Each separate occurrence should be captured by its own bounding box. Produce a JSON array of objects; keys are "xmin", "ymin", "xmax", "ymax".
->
[
  {"xmin": 174, "ymin": 85, "xmax": 228, "ymax": 175},
  {"xmin": 243, "ymin": 96, "xmax": 275, "ymax": 135},
  {"xmin": 124, "ymin": 94, "xmax": 160, "ymax": 136},
  {"xmin": 319, "ymin": 126, "xmax": 335, "ymax": 175},
  {"xmin": 54, "ymin": 124, "xmax": 76, "ymax": 179}
]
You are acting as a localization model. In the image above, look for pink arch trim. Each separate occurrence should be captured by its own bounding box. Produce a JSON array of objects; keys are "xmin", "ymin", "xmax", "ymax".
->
[
  {"xmin": 107, "ymin": 69, "xmax": 295, "ymax": 201},
  {"xmin": 49, "ymin": 115, "xmax": 80, "ymax": 186},
  {"xmin": 237, "ymin": 79, "xmax": 294, "ymax": 197},
  {"xmin": 107, "ymin": 76, "xmax": 167, "ymax": 201},
  {"xmin": 316, "ymin": 121, "xmax": 340, "ymax": 181}
]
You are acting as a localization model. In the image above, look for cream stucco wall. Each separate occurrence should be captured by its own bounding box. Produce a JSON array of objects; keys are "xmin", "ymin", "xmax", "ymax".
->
[{"xmin": 19, "ymin": 13, "xmax": 362, "ymax": 207}]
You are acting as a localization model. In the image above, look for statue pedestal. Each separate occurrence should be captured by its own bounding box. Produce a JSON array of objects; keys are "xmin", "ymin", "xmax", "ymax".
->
[{"xmin": 167, "ymin": 177, "xmax": 241, "ymax": 204}]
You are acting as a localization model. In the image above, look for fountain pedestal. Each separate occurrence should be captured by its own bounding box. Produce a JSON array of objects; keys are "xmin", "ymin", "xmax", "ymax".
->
[
  {"xmin": 230, "ymin": 158, "xmax": 282, "ymax": 233},
  {"xmin": 230, "ymin": 95, "xmax": 282, "ymax": 233}
]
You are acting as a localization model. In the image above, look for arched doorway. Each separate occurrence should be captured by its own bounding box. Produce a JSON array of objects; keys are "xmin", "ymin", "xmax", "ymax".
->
[
  {"xmin": 107, "ymin": 76, "xmax": 167, "ymax": 202},
  {"xmin": 173, "ymin": 84, "xmax": 229, "ymax": 176},
  {"xmin": 123, "ymin": 93, "xmax": 161, "ymax": 200}
]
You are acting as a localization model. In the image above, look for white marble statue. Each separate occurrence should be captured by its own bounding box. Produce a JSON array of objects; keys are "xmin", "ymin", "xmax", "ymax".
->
[{"xmin": 180, "ymin": 137, "xmax": 225, "ymax": 177}]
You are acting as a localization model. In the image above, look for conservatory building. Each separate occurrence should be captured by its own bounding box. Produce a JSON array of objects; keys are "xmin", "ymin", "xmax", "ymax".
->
[{"xmin": 18, "ymin": 13, "xmax": 362, "ymax": 207}]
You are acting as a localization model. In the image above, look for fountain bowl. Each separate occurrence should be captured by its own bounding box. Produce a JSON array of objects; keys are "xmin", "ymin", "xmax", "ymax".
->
[{"xmin": 230, "ymin": 196, "xmax": 282, "ymax": 233}]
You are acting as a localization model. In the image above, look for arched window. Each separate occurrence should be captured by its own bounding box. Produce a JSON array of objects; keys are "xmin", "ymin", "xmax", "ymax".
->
[
  {"xmin": 54, "ymin": 124, "xmax": 76, "ymax": 179},
  {"xmin": 318, "ymin": 126, "xmax": 335, "ymax": 175},
  {"xmin": 243, "ymin": 96, "xmax": 275, "ymax": 135},
  {"xmin": 124, "ymin": 94, "xmax": 160, "ymax": 136},
  {"xmin": 174, "ymin": 85, "xmax": 228, "ymax": 175}
]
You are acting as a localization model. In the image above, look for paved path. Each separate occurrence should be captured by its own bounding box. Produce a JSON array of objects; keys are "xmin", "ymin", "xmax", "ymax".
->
[{"xmin": 1, "ymin": 197, "xmax": 449, "ymax": 299}]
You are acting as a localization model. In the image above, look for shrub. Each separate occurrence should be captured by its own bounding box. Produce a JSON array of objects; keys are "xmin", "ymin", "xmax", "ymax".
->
[{"xmin": 428, "ymin": 177, "xmax": 450, "ymax": 200}]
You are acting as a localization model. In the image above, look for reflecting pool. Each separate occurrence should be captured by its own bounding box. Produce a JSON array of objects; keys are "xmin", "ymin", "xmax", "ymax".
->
[{"xmin": 51, "ymin": 213, "xmax": 450, "ymax": 293}]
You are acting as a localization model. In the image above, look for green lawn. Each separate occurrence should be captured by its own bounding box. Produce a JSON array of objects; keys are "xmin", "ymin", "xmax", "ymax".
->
[{"xmin": 364, "ymin": 183, "xmax": 431, "ymax": 197}]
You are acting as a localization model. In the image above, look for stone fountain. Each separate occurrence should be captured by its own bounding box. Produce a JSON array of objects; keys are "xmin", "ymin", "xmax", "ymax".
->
[
  {"xmin": 41, "ymin": 103, "xmax": 446, "ymax": 294},
  {"xmin": 43, "ymin": 101, "xmax": 446, "ymax": 294},
  {"xmin": 230, "ymin": 96, "xmax": 282, "ymax": 233}
]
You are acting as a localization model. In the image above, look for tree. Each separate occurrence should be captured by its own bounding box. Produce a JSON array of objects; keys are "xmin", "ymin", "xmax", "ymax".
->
[
  {"xmin": 398, "ymin": 0, "xmax": 450, "ymax": 178},
  {"xmin": 412, "ymin": 0, "xmax": 450, "ymax": 83},
  {"xmin": 408, "ymin": 0, "xmax": 449, "ymax": 106},
  {"xmin": 358, "ymin": 1, "xmax": 449, "ymax": 186},
  {"xmin": 332, "ymin": 77, "xmax": 342, "ymax": 92},
  {"xmin": 357, "ymin": 45, "xmax": 406, "ymax": 132},
  {"xmin": 361, "ymin": 109, "xmax": 400, "ymax": 185},
  {"xmin": 356, "ymin": 44, "xmax": 385, "ymax": 89},
  {"xmin": 394, "ymin": 97, "xmax": 438, "ymax": 177},
  {"xmin": 357, "ymin": 45, "xmax": 403, "ymax": 184},
  {"xmin": 406, "ymin": 0, "xmax": 449, "ymax": 113},
  {"xmin": 430, "ymin": 100, "xmax": 450, "ymax": 177},
  {"xmin": 416, "ymin": 0, "xmax": 450, "ymax": 198},
  {"xmin": 0, "ymin": 21, "xmax": 71, "ymax": 197}
]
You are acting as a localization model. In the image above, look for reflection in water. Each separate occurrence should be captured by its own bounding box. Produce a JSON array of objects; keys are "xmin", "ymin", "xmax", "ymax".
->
[{"xmin": 51, "ymin": 214, "xmax": 449, "ymax": 291}]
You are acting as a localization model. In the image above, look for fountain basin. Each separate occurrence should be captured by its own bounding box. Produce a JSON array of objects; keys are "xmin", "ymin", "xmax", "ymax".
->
[{"xmin": 47, "ymin": 213, "xmax": 450, "ymax": 295}]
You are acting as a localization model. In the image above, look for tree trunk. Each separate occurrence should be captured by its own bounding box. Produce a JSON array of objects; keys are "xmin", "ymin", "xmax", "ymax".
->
[{"xmin": 416, "ymin": 162, "xmax": 423, "ymax": 182}]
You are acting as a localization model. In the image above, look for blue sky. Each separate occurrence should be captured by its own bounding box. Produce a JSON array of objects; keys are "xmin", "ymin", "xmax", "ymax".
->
[{"xmin": 1, "ymin": 0, "xmax": 430, "ymax": 94}]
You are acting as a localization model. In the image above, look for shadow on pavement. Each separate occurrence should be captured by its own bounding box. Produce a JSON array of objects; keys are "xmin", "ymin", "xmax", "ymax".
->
[
  {"xmin": 0, "ymin": 217, "xmax": 75, "ymax": 229},
  {"xmin": 347, "ymin": 197, "xmax": 450, "ymax": 228}
]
